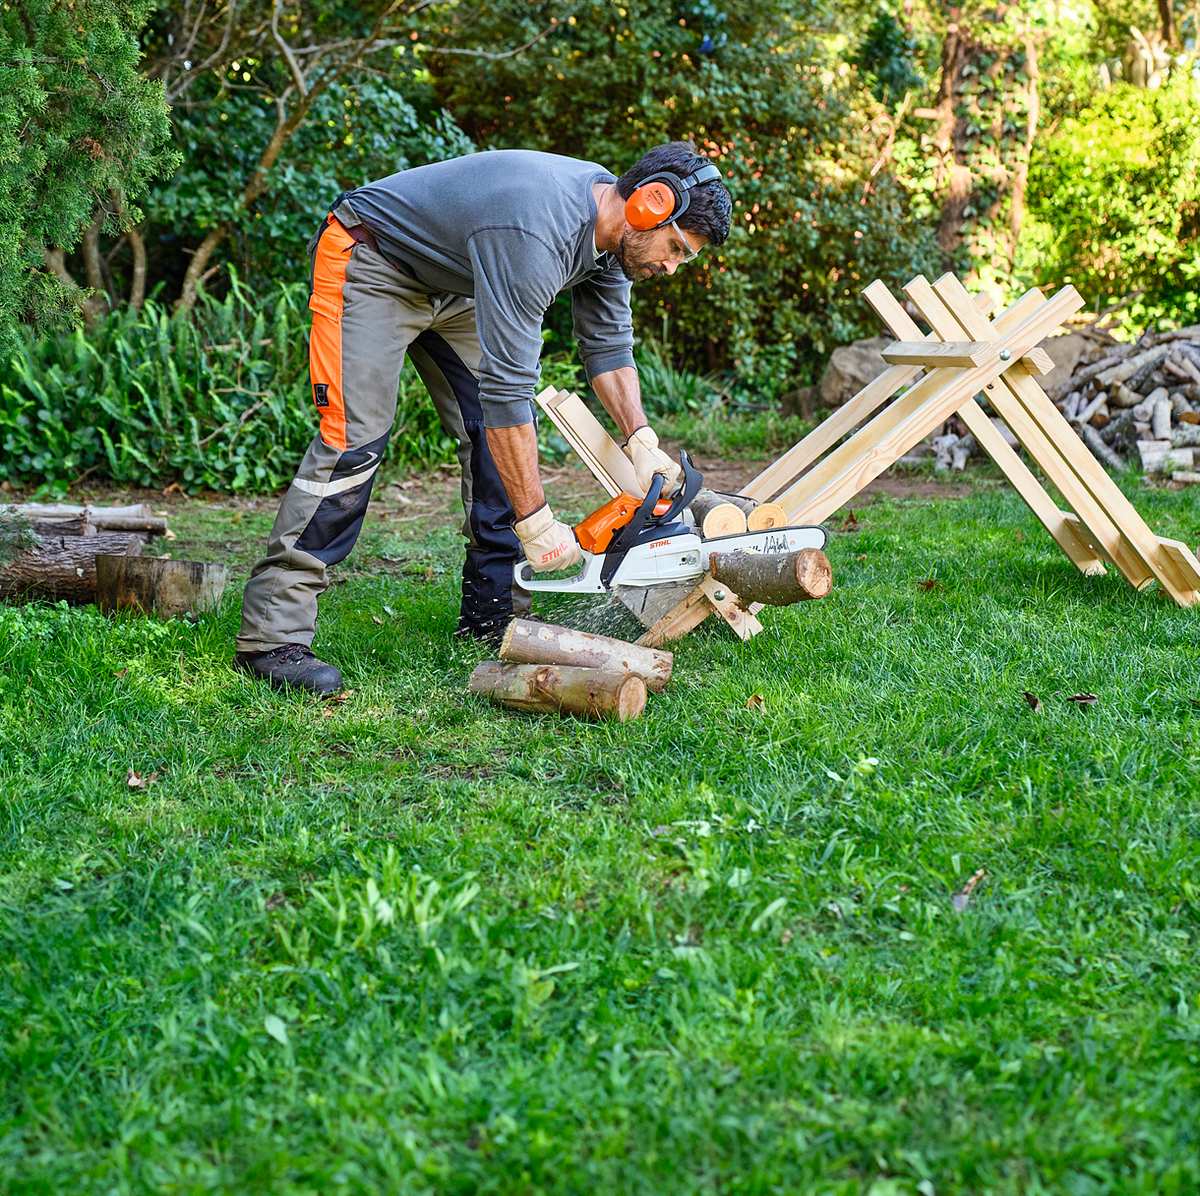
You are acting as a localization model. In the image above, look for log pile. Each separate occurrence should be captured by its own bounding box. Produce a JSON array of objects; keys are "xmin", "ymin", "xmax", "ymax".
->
[
  {"xmin": 0, "ymin": 503, "xmax": 163, "ymax": 602},
  {"xmin": 1048, "ymin": 326, "xmax": 1200, "ymax": 481},
  {"xmin": 469, "ymin": 619, "xmax": 673, "ymax": 721},
  {"xmin": 0, "ymin": 501, "xmax": 227, "ymax": 617}
]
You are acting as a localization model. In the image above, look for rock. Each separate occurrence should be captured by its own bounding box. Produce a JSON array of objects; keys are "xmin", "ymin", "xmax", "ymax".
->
[
  {"xmin": 817, "ymin": 337, "xmax": 891, "ymax": 407},
  {"xmin": 1039, "ymin": 331, "xmax": 1095, "ymax": 396}
]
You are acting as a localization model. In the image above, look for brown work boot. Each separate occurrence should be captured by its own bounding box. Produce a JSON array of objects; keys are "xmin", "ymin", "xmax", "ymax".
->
[{"xmin": 233, "ymin": 643, "xmax": 343, "ymax": 696}]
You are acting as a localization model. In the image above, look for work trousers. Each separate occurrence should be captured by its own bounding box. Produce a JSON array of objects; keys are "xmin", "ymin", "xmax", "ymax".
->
[{"xmin": 237, "ymin": 204, "xmax": 530, "ymax": 652}]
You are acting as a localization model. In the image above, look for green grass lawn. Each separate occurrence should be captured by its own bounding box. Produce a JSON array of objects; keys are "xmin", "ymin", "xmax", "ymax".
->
[{"xmin": 2, "ymin": 476, "xmax": 1199, "ymax": 1194}]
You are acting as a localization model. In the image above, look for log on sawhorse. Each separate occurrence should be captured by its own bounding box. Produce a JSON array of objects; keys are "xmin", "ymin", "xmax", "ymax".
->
[{"xmin": 536, "ymin": 271, "xmax": 1200, "ymax": 646}]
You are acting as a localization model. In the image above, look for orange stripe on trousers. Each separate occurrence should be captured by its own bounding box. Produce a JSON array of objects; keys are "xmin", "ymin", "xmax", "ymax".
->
[{"xmin": 308, "ymin": 215, "xmax": 355, "ymax": 451}]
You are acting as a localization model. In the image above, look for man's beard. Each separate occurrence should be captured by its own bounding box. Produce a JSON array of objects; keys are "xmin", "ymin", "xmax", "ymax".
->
[{"xmin": 614, "ymin": 230, "xmax": 667, "ymax": 283}]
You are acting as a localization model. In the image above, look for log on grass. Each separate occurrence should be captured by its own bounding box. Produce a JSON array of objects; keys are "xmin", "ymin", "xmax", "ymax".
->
[
  {"xmin": 0, "ymin": 530, "xmax": 144, "ymax": 602},
  {"xmin": 2, "ymin": 502, "xmax": 167, "ymax": 536},
  {"xmin": 96, "ymin": 554, "xmax": 228, "ymax": 618},
  {"xmin": 708, "ymin": 547, "xmax": 833, "ymax": 606},
  {"xmin": 689, "ymin": 489, "xmax": 748, "ymax": 538},
  {"xmin": 469, "ymin": 661, "xmax": 647, "ymax": 721},
  {"xmin": 500, "ymin": 617, "xmax": 672, "ymax": 692}
]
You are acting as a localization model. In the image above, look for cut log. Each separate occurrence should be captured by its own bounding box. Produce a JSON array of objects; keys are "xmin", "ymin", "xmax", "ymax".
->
[
  {"xmin": 708, "ymin": 548, "xmax": 833, "ymax": 605},
  {"xmin": 2, "ymin": 503, "xmax": 167, "ymax": 536},
  {"xmin": 1170, "ymin": 471, "xmax": 1200, "ymax": 485},
  {"xmin": 1075, "ymin": 391, "xmax": 1108, "ymax": 425},
  {"xmin": 468, "ymin": 661, "xmax": 646, "ymax": 721},
  {"xmin": 746, "ymin": 502, "xmax": 788, "ymax": 531},
  {"xmin": 1081, "ymin": 425, "xmax": 1125, "ymax": 471},
  {"xmin": 1151, "ymin": 394, "xmax": 1173, "ymax": 440},
  {"xmin": 1137, "ymin": 440, "xmax": 1194, "ymax": 474},
  {"xmin": 96, "ymin": 555, "xmax": 228, "ymax": 618},
  {"xmin": 500, "ymin": 617, "xmax": 673, "ymax": 692},
  {"xmin": 1096, "ymin": 345, "xmax": 1169, "ymax": 389},
  {"xmin": 689, "ymin": 489, "xmax": 748, "ymax": 538},
  {"xmin": 0, "ymin": 531, "xmax": 144, "ymax": 602}
]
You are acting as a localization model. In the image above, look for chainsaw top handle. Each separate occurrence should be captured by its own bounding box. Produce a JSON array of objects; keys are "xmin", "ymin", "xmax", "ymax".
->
[{"xmin": 607, "ymin": 451, "xmax": 701, "ymax": 558}]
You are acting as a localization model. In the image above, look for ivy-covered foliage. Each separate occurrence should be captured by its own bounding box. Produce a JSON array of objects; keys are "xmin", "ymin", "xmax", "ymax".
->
[
  {"xmin": 431, "ymin": 0, "xmax": 941, "ymax": 391},
  {"xmin": 0, "ymin": 0, "xmax": 175, "ymax": 346}
]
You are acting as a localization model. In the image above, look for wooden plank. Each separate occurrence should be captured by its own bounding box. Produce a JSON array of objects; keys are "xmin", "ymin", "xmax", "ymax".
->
[
  {"xmin": 535, "ymin": 387, "xmax": 638, "ymax": 497},
  {"xmin": 862, "ymin": 281, "xmax": 1107, "ymax": 579},
  {"xmin": 741, "ymin": 285, "xmax": 1048, "ymax": 503},
  {"xmin": 930, "ymin": 273, "xmax": 1200, "ymax": 605},
  {"xmin": 1157, "ymin": 538, "xmax": 1200, "ymax": 592},
  {"xmin": 1023, "ymin": 347, "xmax": 1054, "ymax": 376},
  {"xmin": 881, "ymin": 339, "xmax": 992, "ymax": 368},
  {"xmin": 774, "ymin": 287, "xmax": 1083, "ymax": 525}
]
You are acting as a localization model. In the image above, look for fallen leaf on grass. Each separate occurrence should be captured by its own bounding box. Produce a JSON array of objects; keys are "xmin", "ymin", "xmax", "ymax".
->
[
  {"xmin": 126, "ymin": 769, "xmax": 160, "ymax": 789},
  {"xmin": 1066, "ymin": 692, "xmax": 1098, "ymax": 706},
  {"xmin": 838, "ymin": 510, "xmax": 860, "ymax": 533},
  {"xmin": 263, "ymin": 1014, "xmax": 289, "ymax": 1046},
  {"xmin": 952, "ymin": 867, "xmax": 987, "ymax": 912},
  {"xmin": 329, "ymin": 690, "xmax": 354, "ymax": 703},
  {"xmin": 745, "ymin": 693, "xmax": 765, "ymax": 711},
  {"xmin": 163, "ymin": 528, "xmax": 177, "ymax": 541},
  {"xmin": 371, "ymin": 615, "xmax": 383, "ymax": 625},
  {"xmin": 1022, "ymin": 691, "xmax": 1042, "ymax": 712},
  {"xmin": 917, "ymin": 578, "xmax": 941, "ymax": 592},
  {"xmin": 161, "ymin": 482, "xmax": 182, "ymax": 496},
  {"xmin": 855, "ymin": 553, "xmax": 868, "ymax": 563},
  {"xmin": 1013, "ymin": 529, "xmax": 1025, "ymax": 542}
]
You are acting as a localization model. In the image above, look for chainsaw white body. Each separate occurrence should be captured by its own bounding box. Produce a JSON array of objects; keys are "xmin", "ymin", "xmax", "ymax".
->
[{"xmin": 514, "ymin": 524, "xmax": 828, "ymax": 595}]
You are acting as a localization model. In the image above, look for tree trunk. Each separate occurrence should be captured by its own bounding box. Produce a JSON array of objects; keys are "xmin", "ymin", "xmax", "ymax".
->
[
  {"xmin": 1158, "ymin": 0, "xmax": 1177, "ymax": 45},
  {"xmin": 709, "ymin": 548, "xmax": 833, "ymax": 605},
  {"xmin": 933, "ymin": 13, "xmax": 972, "ymax": 258},
  {"xmin": 500, "ymin": 618, "xmax": 673, "ymax": 692},
  {"xmin": 1009, "ymin": 28, "xmax": 1040, "ymax": 266},
  {"xmin": 468, "ymin": 661, "xmax": 647, "ymax": 721},
  {"xmin": 0, "ymin": 531, "xmax": 144, "ymax": 602},
  {"xmin": 96, "ymin": 555, "xmax": 229, "ymax": 618}
]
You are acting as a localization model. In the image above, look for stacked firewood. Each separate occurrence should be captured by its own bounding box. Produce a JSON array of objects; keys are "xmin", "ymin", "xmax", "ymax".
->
[{"xmin": 1050, "ymin": 326, "xmax": 1200, "ymax": 481}]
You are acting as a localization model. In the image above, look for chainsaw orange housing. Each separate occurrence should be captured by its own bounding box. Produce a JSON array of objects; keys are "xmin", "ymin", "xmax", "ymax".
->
[{"xmin": 575, "ymin": 492, "xmax": 672, "ymax": 554}]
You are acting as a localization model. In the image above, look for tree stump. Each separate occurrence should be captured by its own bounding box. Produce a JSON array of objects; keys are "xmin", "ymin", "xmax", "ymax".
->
[{"xmin": 96, "ymin": 555, "xmax": 228, "ymax": 619}]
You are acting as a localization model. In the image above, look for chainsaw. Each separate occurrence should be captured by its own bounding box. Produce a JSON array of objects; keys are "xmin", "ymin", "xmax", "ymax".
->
[{"xmin": 514, "ymin": 451, "xmax": 827, "ymax": 595}]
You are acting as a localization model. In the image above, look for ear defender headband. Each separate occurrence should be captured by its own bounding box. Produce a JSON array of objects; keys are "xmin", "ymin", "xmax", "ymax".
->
[{"xmin": 624, "ymin": 161, "xmax": 722, "ymax": 231}]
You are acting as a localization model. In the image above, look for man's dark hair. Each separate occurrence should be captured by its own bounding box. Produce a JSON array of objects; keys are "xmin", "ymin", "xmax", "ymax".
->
[{"xmin": 616, "ymin": 141, "xmax": 732, "ymax": 246}]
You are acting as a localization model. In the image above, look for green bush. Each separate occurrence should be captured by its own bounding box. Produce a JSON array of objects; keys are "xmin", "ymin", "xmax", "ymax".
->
[
  {"xmin": 0, "ymin": 282, "xmax": 632, "ymax": 495},
  {"xmin": 0, "ymin": 277, "xmax": 458, "ymax": 495},
  {"xmin": 431, "ymin": 0, "xmax": 940, "ymax": 396},
  {"xmin": 1020, "ymin": 76, "xmax": 1200, "ymax": 332}
]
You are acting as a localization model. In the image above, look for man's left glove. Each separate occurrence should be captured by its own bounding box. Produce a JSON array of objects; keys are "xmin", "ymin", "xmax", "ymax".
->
[
  {"xmin": 623, "ymin": 425, "xmax": 682, "ymax": 496},
  {"xmin": 514, "ymin": 503, "xmax": 582, "ymax": 572}
]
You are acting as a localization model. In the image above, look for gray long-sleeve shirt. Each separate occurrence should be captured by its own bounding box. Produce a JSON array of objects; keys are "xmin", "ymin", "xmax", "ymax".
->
[{"xmin": 343, "ymin": 149, "xmax": 634, "ymax": 428}]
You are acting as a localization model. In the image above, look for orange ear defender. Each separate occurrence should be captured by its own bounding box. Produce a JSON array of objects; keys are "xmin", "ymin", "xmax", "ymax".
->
[{"xmin": 624, "ymin": 161, "xmax": 722, "ymax": 231}]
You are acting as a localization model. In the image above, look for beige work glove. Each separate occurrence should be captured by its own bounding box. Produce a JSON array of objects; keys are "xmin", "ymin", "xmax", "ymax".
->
[
  {"xmin": 623, "ymin": 425, "xmax": 682, "ymax": 496},
  {"xmin": 514, "ymin": 503, "xmax": 582, "ymax": 572}
]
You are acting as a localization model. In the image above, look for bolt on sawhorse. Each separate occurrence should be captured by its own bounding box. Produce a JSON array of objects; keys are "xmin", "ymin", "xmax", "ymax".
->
[{"xmin": 537, "ymin": 272, "xmax": 1200, "ymax": 646}]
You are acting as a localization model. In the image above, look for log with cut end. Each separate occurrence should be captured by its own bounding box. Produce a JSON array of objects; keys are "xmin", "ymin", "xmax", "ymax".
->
[
  {"xmin": 96, "ymin": 555, "xmax": 228, "ymax": 618},
  {"xmin": 468, "ymin": 661, "xmax": 647, "ymax": 721},
  {"xmin": 0, "ymin": 527, "xmax": 144, "ymax": 602},
  {"xmin": 746, "ymin": 502, "xmax": 787, "ymax": 531},
  {"xmin": 689, "ymin": 488, "xmax": 748, "ymax": 538},
  {"xmin": 500, "ymin": 618, "xmax": 672, "ymax": 692},
  {"xmin": 708, "ymin": 547, "xmax": 833, "ymax": 606}
]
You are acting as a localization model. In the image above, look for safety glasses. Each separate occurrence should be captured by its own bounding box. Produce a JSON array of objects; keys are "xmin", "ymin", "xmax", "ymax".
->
[{"xmin": 668, "ymin": 220, "xmax": 702, "ymax": 264}]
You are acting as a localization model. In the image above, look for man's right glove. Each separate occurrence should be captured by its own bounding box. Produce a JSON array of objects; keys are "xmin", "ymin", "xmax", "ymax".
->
[
  {"xmin": 514, "ymin": 503, "xmax": 582, "ymax": 572},
  {"xmin": 623, "ymin": 425, "xmax": 683, "ymax": 496}
]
